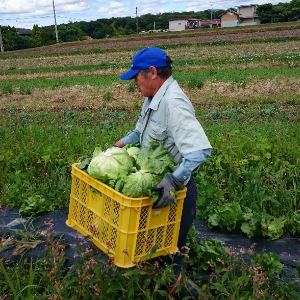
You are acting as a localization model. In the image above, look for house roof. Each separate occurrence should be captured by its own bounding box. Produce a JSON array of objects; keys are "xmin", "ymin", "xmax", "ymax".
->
[
  {"xmin": 236, "ymin": 4, "xmax": 258, "ymax": 8},
  {"xmin": 168, "ymin": 18, "xmax": 199, "ymax": 21},
  {"xmin": 219, "ymin": 9, "xmax": 239, "ymax": 17},
  {"xmin": 16, "ymin": 28, "xmax": 32, "ymax": 35}
]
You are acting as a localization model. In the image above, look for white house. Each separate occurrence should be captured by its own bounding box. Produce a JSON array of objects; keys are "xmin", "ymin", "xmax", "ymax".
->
[
  {"xmin": 169, "ymin": 18, "xmax": 198, "ymax": 31},
  {"xmin": 168, "ymin": 18, "xmax": 220, "ymax": 31}
]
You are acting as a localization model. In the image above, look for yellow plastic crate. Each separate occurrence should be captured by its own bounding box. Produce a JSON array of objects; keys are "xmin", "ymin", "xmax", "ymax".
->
[{"xmin": 66, "ymin": 163, "xmax": 186, "ymax": 268}]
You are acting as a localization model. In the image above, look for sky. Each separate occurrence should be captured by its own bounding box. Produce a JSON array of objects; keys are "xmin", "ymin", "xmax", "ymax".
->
[{"xmin": 0, "ymin": 0, "xmax": 283, "ymax": 29}]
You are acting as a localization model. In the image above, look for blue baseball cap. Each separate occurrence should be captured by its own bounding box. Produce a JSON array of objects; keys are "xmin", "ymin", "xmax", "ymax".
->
[{"xmin": 119, "ymin": 47, "xmax": 171, "ymax": 80}]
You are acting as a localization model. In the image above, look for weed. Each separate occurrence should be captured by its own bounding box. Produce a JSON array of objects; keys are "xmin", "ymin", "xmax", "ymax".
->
[
  {"xmin": 19, "ymin": 86, "xmax": 32, "ymax": 95},
  {"xmin": 128, "ymin": 81, "xmax": 136, "ymax": 92},
  {"xmin": 20, "ymin": 111, "xmax": 32, "ymax": 119},
  {"xmin": 0, "ymin": 219, "xmax": 192, "ymax": 300},
  {"xmin": 187, "ymin": 77, "xmax": 204, "ymax": 89},
  {"xmin": 9, "ymin": 106, "xmax": 16, "ymax": 115},
  {"xmin": 1, "ymin": 85, "xmax": 13, "ymax": 95},
  {"xmin": 103, "ymin": 91, "xmax": 112, "ymax": 102},
  {"xmin": 185, "ymin": 234, "xmax": 299, "ymax": 300},
  {"xmin": 133, "ymin": 100, "xmax": 140, "ymax": 109}
]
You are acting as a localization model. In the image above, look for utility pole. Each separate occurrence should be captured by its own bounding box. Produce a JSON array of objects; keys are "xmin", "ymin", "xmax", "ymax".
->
[
  {"xmin": 52, "ymin": 0, "xmax": 59, "ymax": 43},
  {"xmin": 136, "ymin": 7, "xmax": 138, "ymax": 34},
  {"xmin": 0, "ymin": 25, "xmax": 4, "ymax": 52}
]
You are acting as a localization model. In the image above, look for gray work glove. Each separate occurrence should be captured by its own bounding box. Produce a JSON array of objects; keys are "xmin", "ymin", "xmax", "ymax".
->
[{"xmin": 152, "ymin": 173, "xmax": 180, "ymax": 209}]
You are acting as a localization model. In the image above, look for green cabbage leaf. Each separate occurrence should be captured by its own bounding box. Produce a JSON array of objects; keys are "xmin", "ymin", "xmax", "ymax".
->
[
  {"xmin": 115, "ymin": 170, "xmax": 161, "ymax": 198},
  {"xmin": 87, "ymin": 147, "xmax": 135, "ymax": 184},
  {"xmin": 86, "ymin": 141, "xmax": 178, "ymax": 198},
  {"xmin": 124, "ymin": 144, "xmax": 141, "ymax": 160},
  {"xmin": 136, "ymin": 141, "xmax": 177, "ymax": 175}
]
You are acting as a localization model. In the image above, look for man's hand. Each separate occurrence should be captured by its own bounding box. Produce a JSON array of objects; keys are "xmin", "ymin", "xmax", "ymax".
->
[{"xmin": 152, "ymin": 173, "xmax": 180, "ymax": 209}]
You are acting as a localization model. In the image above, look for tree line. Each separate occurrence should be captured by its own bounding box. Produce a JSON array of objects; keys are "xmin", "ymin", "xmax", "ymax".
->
[{"xmin": 0, "ymin": 0, "xmax": 299, "ymax": 52}]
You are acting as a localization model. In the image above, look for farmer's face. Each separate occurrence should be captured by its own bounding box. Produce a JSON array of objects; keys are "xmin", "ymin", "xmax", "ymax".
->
[{"xmin": 134, "ymin": 69, "xmax": 153, "ymax": 97}]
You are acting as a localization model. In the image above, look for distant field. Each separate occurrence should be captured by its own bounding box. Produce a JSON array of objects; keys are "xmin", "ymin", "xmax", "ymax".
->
[{"xmin": 0, "ymin": 31, "xmax": 300, "ymax": 111}]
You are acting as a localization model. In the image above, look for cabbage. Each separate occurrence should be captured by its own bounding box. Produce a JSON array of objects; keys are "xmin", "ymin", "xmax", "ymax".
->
[
  {"xmin": 115, "ymin": 170, "xmax": 161, "ymax": 198},
  {"xmin": 86, "ymin": 141, "xmax": 178, "ymax": 199},
  {"xmin": 124, "ymin": 144, "xmax": 141, "ymax": 160},
  {"xmin": 136, "ymin": 141, "xmax": 177, "ymax": 175},
  {"xmin": 114, "ymin": 141, "xmax": 178, "ymax": 198},
  {"xmin": 87, "ymin": 147, "xmax": 135, "ymax": 184}
]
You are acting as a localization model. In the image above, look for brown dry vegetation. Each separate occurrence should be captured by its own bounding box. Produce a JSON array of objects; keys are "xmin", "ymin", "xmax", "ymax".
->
[
  {"xmin": 1, "ymin": 77, "xmax": 299, "ymax": 112},
  {"xmin": 0, "ymin": 26, "xmax": 300, "ymax": 112},
  {"xmin": 1, "ymin": 39, "xmax": 300, "ymax": 71}
]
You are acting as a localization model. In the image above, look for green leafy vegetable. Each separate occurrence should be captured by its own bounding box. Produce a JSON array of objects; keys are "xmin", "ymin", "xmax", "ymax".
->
[
  {"xmin": 115, "ymin": 170, "xmax": 161, "ymax": 198},
  {"xmin": 87, "ymin": 147, "xmax": 135, "ymax": 184},
  {"xmin": 19, "ymin": 195, "xmax": 54, "ymax": 216},
  {"xmin": 136, "ymin": 141, "xmax": 177, "ymax": 175},
  {"xmin": 242, "ymin": 211, "xmax": 286, "ymax": 240},
  {"xmin": 208, "ymin": 202, "xmax": 245, "ymax": 231},
  {"xmin": 124, "ymin": 144, "xmax": 141, "ymax": 160},
  {"xmin": 114, "ymin": 141, "xmax": 178, "ymax": 198},
  {"xmin": 87, "ymin": 141, "xmax": 178, "ymax": 199},
  {"xmin": 77, "ymin": 157, "xmax": 92, "ymax": 171}
]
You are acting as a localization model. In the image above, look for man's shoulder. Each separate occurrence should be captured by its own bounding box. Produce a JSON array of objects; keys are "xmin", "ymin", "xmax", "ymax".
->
[{"xmin": 165, "ymin": 82, "xmax": 193, "ymax": 108}]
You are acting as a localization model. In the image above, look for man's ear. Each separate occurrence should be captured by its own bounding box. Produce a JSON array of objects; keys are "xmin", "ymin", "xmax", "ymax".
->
[{"xmin": 149, "ymin": 66, "xmax": 158, "ymax": 79}]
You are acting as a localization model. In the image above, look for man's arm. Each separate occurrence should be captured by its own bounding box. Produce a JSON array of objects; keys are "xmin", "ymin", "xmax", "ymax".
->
[
  {"xmin": 114, "ymin": 130, "xmax": 141, "ymax": 148},
  {"xmin": 172, "ymin": 148, "xmax": 212, "ymax": 183},
  {"xmin": 152, "ymin": 148, "xmax": 211, "ymax": 208}
]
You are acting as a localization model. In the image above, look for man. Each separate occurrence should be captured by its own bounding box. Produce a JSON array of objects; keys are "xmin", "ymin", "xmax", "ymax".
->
[{"xmin": 114, "ymin": 47, "xmax": 212, "ymax": 298}]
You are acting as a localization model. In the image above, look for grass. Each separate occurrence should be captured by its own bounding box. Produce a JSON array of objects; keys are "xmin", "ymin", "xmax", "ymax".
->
[{"xmin": 0, "ymin": 25, "xmax": 300, "ymax": 299}]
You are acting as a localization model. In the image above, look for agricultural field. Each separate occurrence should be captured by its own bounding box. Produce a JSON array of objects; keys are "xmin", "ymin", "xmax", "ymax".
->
[{"xmin": 0, "ymin": 24, "xmax": 300, "ymax": 299}]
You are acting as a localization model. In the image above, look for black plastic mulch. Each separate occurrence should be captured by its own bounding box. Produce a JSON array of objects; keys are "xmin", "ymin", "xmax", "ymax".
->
[
  {"xmin": 0, "ymin": 207, "xmax": 108, "ymax": 270},
  {"xmin": 1, "ymin": 207, "xmax": 299, "ymax": 281}
]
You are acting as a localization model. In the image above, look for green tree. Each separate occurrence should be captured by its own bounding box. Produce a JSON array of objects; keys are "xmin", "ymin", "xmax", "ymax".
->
[
  {"xmin": 257, "ymin": 2, "xmax": 291, "ymax": 23},
  {"xmin": 289, "ymin": 0, "xmax": 300, "ymax": 20},
  {"xmin": 91, "ymin": 23, "xmax": 113, "ymax": 39},
  {"xmin": 41, "ymin": 25, "xmax": 56, "ymax": 45},
  {"xmin": 31, "ymin": 24, "xmax": 42, "ymax": 47},
  {"xmin": 1, "ymin": 26, "xmax": 35, "ymax": 51},
  {"xmin": 58, "ymin": 22, "xmax": 84, "ymax": 42},
  {"xmin": 274, "ymin": 2, "xmax": 290, "ymax": 22},
  {"xmin": 257, "ymin": 3, "xmax": 275, "ymax": 23}
]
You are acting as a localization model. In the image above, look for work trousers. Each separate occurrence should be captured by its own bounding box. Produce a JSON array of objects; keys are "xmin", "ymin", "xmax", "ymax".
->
[{"xmin": 160, "ymin": 176, "xmax": 197, "ymax": 273}]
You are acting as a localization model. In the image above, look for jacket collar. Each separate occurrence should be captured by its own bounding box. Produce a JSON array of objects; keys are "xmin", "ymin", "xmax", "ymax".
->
[{"xmin": 148, "ymin": 76, "xmax": 174, "ymax": 110}]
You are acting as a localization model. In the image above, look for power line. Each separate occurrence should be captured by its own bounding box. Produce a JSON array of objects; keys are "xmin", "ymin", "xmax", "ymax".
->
[{"xmin": 0, "ymin": 14, "xmax": 93, "ymax": 24}]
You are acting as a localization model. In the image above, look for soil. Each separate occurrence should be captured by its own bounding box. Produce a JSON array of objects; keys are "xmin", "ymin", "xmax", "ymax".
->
[{"xmin": 4, "ymin": 28, "xmax": 300, "ymax": 55}]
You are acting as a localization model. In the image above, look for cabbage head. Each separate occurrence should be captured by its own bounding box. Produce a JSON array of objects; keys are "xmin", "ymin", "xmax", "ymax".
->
[
  {"xmin": 115, "ymin": 170, "xmax": 161, "ymax": 198},
  {"xmin": 124, "ymin": 144, "xmax": 141, "ymax": 160},
  {"xmin": 87, "ymin": 147, "xmax": 135, "ymax": 184},
  {"xmin": 136, "ymin": 141, "xmax": 177, "ymax": 175}
]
